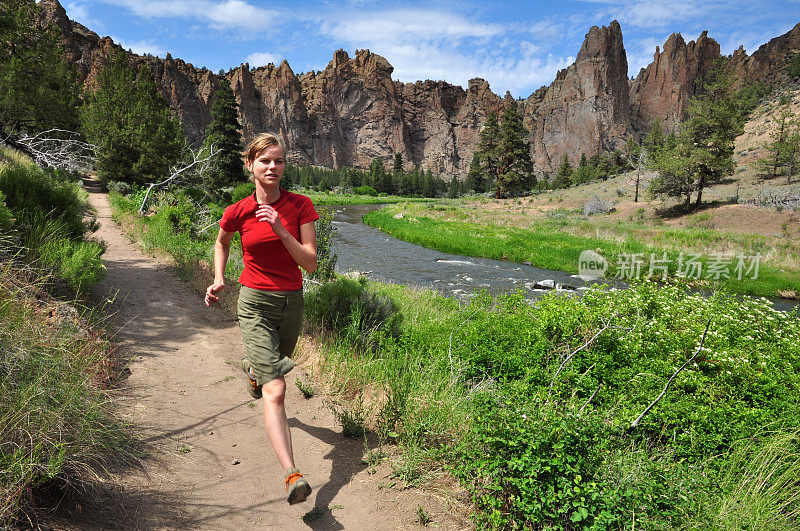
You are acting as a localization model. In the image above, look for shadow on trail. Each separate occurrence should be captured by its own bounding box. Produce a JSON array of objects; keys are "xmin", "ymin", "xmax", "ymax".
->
[{"xmin": 289, "ymin": 418, "xmax": 377, "ymax": 530}]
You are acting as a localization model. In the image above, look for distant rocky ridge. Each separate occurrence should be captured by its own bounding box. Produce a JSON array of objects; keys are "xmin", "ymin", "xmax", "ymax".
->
[{"xmin": 35, "ymin": 0, "xmax": 800, "ymax": 176}]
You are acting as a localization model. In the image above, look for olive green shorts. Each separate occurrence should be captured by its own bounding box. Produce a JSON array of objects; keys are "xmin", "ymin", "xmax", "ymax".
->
[{"xmin": 237, "ymin": 286, "xmax": 304, "ymax": 386}]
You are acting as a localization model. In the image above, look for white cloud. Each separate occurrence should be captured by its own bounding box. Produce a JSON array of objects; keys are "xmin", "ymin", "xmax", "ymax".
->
[
  {"xmin": 103, "ymin": 0, "xmax": 278, "ymax": 32},
  {"xmin": 62, "ymin": 1, "xmax": 96, "ymax": 26},
  {"xmin": 626, "ymin": 35, "xmax": 668, "ymax": 76},
  {"xmin": 319, "ymin": 9, "xmax": 504, "ymax": 43},
  {"xmin": 113, "ymin": 36, "xmax": 167, "ymax": 57},
  {"xmin": 313, "ymin": 7, "xmax": 570, "ymax": 96},
  {"xmin": 247, "ymin": 51, "xmax": 280, "ymax": 67}
]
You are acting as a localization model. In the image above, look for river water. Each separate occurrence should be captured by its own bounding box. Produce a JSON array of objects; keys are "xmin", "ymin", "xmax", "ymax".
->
[
  {"xmin": 327, "ymin": 204, "xmax": 800, "ymax": 312},
  {"xmin": 329, "ymin": 204, "xmax": 612, "ymax": 302}
]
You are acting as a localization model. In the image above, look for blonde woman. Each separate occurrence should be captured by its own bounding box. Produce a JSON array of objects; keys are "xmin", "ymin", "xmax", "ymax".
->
[{"xmin": 205, "ymin": 133, "xmax": 317, "ymax": 504}]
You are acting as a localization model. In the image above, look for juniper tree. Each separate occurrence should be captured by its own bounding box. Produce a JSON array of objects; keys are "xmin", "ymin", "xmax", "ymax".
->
[
  {"xmin": 555, "ymin": 154, "xmax": 573, "ymax": 189},
  {"xmin": 202, "ymin": 77, "xmax": 244, "ymax": 189},
  {"xmin": 0, "ymin": 0, "xmax": 79, "ymax": 136},
  {"xmin": 496, "ymin": 102, "xmax": 534, "ymax": 198},
  {"xmin": 757, "ymin": 104, "xmax": 800, "ymax": 183},
  {"xmin": 475, "ymin": 112, "xmax": 501, "ymax": 192},
  {"xmin": 81, "ymin": 53, "xmax": 184, "ymax": 184},
  {"xmin": 651, "ymin": 59, "xmax": 740, "ymax": 209},
  {"xmin": 465, "ymin": 153, "xmax": 485, "ymax": 193}
]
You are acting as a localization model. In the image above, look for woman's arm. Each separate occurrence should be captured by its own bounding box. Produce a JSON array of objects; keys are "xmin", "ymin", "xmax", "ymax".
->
[
  {"xmin": 256, "ymin": 204, "xmax": 317, "ymax": 274},
  {"xmin": 205, "ymin": 228, "xmax": 235, "ymax": 306},
  {"xmin": 279, "ymin": 221, "xmax": 317, "ymax": 274}
]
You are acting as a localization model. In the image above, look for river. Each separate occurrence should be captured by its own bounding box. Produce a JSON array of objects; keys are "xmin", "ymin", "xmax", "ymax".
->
[
  {"xmin": 329, "ymin": 204, "xmax": 613, "ymax": 302},
  {"xmin": 327, "ymin": 204, "xmax": 800, "ymax": 312}
]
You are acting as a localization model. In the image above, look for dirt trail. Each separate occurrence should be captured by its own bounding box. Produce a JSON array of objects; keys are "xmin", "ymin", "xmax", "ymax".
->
[{"xmin": 82, "ymin": 186, "xmax": 466, "ymax": 530}]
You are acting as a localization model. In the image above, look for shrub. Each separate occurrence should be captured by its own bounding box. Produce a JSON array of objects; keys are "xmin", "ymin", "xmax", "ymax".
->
[
  {"xmin": 0, "ymin": 281, "xmax": 135, "ymax": 525},
  {"xmin": 305, "ymin": 276, "xmax": 402, "ymax": 349},
  {"xmin": 353, "ymin": 185, "xmax": 378, "ymax": 197},
  {"xmin": 582, "ymin": 195, "xmax": 615, "ymax": 215},
  {"xmin": 230, "ymin": 182, "xmax": 255, "ymax": 203},
  {"xmin": 106, "ymin": 180, "xmax": 132, "ymax": 196},
  {"xmin": 310, "ymin": 207, "xmax": 337, "ymax": 282},
  {"xmin": 0, "ymin": 163, "xmax": 90, "ymax": 239}
]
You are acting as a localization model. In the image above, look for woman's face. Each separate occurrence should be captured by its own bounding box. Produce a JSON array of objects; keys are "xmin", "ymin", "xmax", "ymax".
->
[{"xmin": 247, "ymin": 144, "xmax": 285, "ymax": 187}]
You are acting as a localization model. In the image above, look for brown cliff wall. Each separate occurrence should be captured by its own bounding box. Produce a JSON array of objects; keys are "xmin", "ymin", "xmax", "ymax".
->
[
  {"xmin": 32, "ymin": 0, "xmax": 800, "ymax": 177},
  {"xmin": 629, "ymin": 32, "xmax": 720, "ymax": 132},
  {"xmin": 524, "ymin": 21, "xmax": 632, "ymax": 169}
]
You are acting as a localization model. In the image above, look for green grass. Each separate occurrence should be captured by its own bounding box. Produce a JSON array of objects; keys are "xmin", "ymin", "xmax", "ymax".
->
[
  {"xmin": 364, "ymin": 204, "xmax": 800, "ymax": 299},
  {"xmin": 305, "ymin": 278, "xmax": 800, "ymax": 528},
  {"xmin": 0, "ymin": 149, "xmax": 134, "ymax": 525}
]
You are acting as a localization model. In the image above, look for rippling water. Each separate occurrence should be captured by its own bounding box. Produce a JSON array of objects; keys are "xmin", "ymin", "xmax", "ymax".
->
[{"xmin": 328, "ymin": 204, "xmax": 609, "ymax": 302}]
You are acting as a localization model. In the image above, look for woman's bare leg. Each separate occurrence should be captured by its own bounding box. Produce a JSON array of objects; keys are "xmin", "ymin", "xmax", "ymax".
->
[{"xmin": 261, "ymin": 376, "xmax": 295, "ymax": 469}]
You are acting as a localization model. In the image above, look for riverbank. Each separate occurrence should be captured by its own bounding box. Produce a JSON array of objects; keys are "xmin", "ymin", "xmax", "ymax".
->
[{"xmin": 364, "ymin": 198, "xmax": 800, "ymax": 300}]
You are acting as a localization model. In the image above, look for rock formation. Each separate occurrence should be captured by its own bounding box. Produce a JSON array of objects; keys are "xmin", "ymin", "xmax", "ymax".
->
[
  {"xmin": 523, "ymin": 21, "xmax": 632, "ymax": 169},
  {"xmin": 30, "ymin": 0, "xmax": 800, "ymax": 176},
  {"xmin": 629, "ymin": 32, "xmax": 720, "ymax": 132}
]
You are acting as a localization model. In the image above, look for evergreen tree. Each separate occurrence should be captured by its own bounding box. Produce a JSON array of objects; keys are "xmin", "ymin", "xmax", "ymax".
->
[
  {"xmin": 0, "ymin": 0, "xmax": 80, "ymax": 135},
  {"xmin": 203, "ymin": 77, "xmax": 244, "ymax": 189},
  {"xmin": 573, "ymin": 153, "xmax": 591, "ymax": 184},
  {"xmin": 495, "ymin": 102, "xmax": 534, "ymax": 198},
  {"xmin": 369, "ymin": 157, "xmax": 386, "ymax": 192},
  {"xmin": 82, "ymin": 53, "xmax": 184, "ymax": 184},
  {"xmin": 643, "ymin": 119, "xmax": 665, "ymax": 162},
  {"xmin": 555, "ymin": 154, "xmax": 573, "ymax": 189},
  {"xmin": 476, "ymin": 112, "xmax": 501, "ymax": 192},
  {"xmin": 757, "ymin": 104, "xmax": 800, "ymax": 182},
  {"xmin": 680, "ymin": 58, "xmax": 740, "ymax": 208},
  {"xmin": 448, "ymin": 176, "xmax": 460, "ymax": 198},
  {"xmin": 465, "ymin": 153, "xmax": 485, "ymax": 193},
  {"xmin": 423, "ymin": 169, "xmax": 437, "ymax": 197},
  {"xmin": 393, "ymin": 153, "xmax": 403, "ymax": 175}
]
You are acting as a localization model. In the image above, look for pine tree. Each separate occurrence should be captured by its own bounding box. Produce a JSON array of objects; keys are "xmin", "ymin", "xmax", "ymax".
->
[
  {"xmin": 682, "ymin": 58, "xmax": 739, "ymax": 207},
  {"xmin": 476, "ymin": 112, "xmax": 501, "ymax": 192},
  {"xmin": 82, "ymin": 53, "xmax": 184, "ymax": 184},
  {"xmin": 393, "ymin": 153, "xmax": 403, "ymax": 175},
  {"xmin": 495, "ymin": 102, "xmax": 533, "ymax": 198},
  {"xmin": 757, "ymin": 105, "xmax": 800, "ymax": 182},
  {"xmin": 643, "ymin": 119, "xmax": 665, "ymax": 162},
  {"xmin": 555, "ymin": 154, "xmax": 573, "ymax": 189},
  {"xmin": 465, "ymin": 153, "xmax": 485, "ymax": 193},
  {"xmin": 203, "ymin": 77, "xmax": 244, "ymax": 189},
  {"xmin": 0, "ymin": 0, "xmax": 79, "ymax": 135}
]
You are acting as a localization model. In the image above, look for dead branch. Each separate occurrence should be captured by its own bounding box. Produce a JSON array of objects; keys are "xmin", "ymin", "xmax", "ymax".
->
[
  {"xmin": 630, "ymin": 319, "xmax": 712, "ymax": 428},
  {"xmin": 580, "ymin": 383, "xmax": 602, "ymax": 414},
  {"xmin": 548, "ymin": 313, "xmax": 617, "ymax": 398},
  {"xmin": 13, "ymin": 129, "xmax": 96, "ymax": 171},
  {"xmin": 138, "ymin": 144, "xmax": 217, "ymax": 215}
]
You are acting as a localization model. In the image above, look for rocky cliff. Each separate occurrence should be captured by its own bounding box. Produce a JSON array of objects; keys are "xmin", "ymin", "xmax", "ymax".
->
[
  {"xmin": 629, "ymin": 32, "xmax": 720, "ymax": 132},
  {"xmin": 32, "ymin": 0, "xmax": 800, "ymax": 176},
  {"xmin": 523, "ymin": 21, "xmax": 632, "ymax": 169}
]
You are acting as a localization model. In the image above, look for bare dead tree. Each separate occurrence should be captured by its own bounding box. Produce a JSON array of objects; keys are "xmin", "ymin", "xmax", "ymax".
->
[
  {"xmin": 138, "ymin": 144, "xmax": 218, "ymax": 215},
  {"xmin": 13, "ymin": 129, "xmax": 97, "ymax": 171},
  {"xmin": 630, "ymin": 319, "xmax": 712, "ymax": 429}
]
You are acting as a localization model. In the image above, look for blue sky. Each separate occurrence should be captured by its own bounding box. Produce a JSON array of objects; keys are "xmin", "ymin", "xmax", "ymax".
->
[{"xmin": 60, "ymin": 0, "xmax": 800, "ymax": 98}]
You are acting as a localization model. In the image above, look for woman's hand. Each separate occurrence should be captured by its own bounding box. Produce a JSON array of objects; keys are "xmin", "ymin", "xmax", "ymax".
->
[
  {"xmin": 255, "ymin": 204, "xmax": 287, "ymax": 236},
  {"xmin": 205, "ymin": 281, "xmax": 226, "ymax": 306}
]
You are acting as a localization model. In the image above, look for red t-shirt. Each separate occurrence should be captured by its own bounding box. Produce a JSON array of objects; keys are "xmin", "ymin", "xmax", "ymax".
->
[{"xmin": 220, "ymin": 190, "xmax": 319, "ymax": 291}]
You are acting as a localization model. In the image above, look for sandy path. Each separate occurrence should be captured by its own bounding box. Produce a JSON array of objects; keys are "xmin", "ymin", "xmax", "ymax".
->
[{"xmin": 82, "ymin": 185, "xmax": 466, "ymax": 530}]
